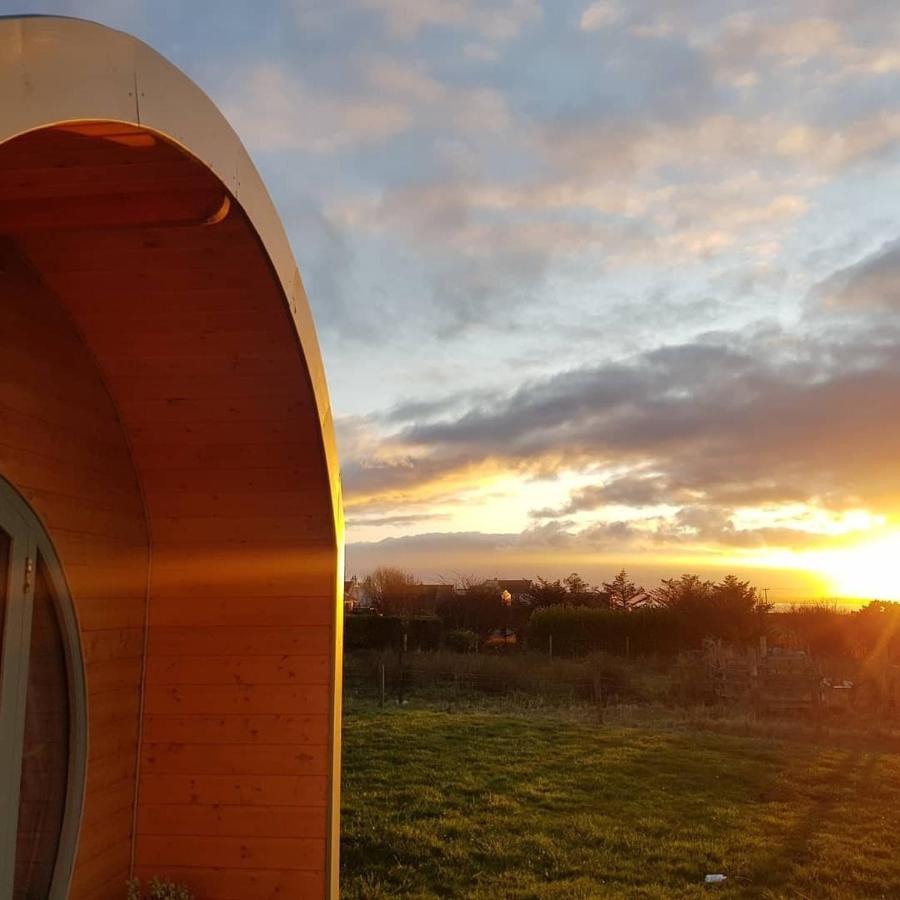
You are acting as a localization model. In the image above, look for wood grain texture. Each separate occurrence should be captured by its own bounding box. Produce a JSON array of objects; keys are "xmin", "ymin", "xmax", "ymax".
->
[
  {"xmin": 0, "ymin": 121, "xmax": 338, "ymax": 898},
  {"xmin": 0, "ymin": 238, "xmax": 149, "ymax": 899}
]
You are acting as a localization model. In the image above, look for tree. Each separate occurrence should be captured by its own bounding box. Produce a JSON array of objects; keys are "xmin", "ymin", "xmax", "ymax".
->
[
  {"xmin": 563, "ymin": 572, "xmax": 589, "ymax": 596},
  {"xmin": 647, "ymin": 573, "xmax": 769, "ymax": 647},
  {"xmin": 602, "ymin": 569, "xmax": 646, "ymax": 611},
  {"xmin": 436, "ymin": 577, "xmax": 507, "ymax": 637},
  {"xmin": 525, "ymin": 576, "xmax": 569, "ymax": 608},
  {"xmin": 561, "ymin": 572, "xmax": 606, "ymax": 606},
  {"xmin": 362, "ymin": 566, "xmax": 422, "ymax": 617},
  {"xmin": 713, "ymin": 575, "xmax": 769, "ymax": 611},
  {"xmin": 710, "ymin": 575, "xmax": 770, "ymax": 643},
  {"xmin": 648, "ymin": 573, "xmax": 712, "ymax": 608}
]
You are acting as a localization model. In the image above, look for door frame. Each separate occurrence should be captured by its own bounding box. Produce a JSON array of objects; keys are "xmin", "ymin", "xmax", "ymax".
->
[{"xmin": 0, "ymin": 475, "xmax": 87, "ymax": 898}]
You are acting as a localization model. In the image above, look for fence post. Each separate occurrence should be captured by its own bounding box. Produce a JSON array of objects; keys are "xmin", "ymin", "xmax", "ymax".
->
[
  {"xmin": 379, "ymin": 663, "xmax": 386, "ymax": 708},
  {"xmin": 592, "ymin": 667, "xmax": 604, "ymax": 725},
  {"xmin": 549, "ymin": 635, "xmax": 553, "ymax": 658},
  {"xmin": 625, "ymin": 636, "xmax": 631, "ymax": 659}
]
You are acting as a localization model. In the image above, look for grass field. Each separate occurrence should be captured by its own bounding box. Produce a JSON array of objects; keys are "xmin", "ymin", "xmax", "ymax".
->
[{"xmin": 340, "ymin": 704, "xmax": 900, "ymax": 898}]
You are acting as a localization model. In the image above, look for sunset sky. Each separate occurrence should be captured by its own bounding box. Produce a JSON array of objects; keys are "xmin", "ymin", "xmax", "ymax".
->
[{"xmin": 14, "ymin": 0, "xmax": 900, "ymax": 601}]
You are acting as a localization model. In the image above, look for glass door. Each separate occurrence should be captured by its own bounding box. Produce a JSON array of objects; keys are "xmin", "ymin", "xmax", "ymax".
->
[
  {"xmin": 0, "ymin": 481, "xmax": 84, "ymax": 900},
  {"xmin": 15, "ymin": 557, "xmax": 71, "ymax": 898}
]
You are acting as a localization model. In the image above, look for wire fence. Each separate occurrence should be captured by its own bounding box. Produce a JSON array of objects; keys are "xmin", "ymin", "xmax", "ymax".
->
[
  {"xmin": 343, "ymin": 649, "xmax": 669, "ymax": 708},
  {"xmin": 343, "ymin": 645, "xmax": 900, "ymax": 720}
]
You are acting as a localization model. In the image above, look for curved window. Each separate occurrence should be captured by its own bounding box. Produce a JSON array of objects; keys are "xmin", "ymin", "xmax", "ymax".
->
[{"xmin": 0, "ymin": 478, "xmax": 85, "ymax": 899}]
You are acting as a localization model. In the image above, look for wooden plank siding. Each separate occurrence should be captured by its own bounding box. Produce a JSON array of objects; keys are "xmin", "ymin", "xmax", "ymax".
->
[
  {"xmin": 1, "ymin": 122, "xmax": 338, "ymax": 898},
  {"xmin": 0, "ymin": 239, "xmax": 150, "ymax": 899}
]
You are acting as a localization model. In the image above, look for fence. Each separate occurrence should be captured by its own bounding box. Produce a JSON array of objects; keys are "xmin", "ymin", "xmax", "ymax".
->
[
  {"xmin": 343, "ymin": 649, "xmax": 667, "ymax": 710},
  {"xmin": 343, "ymin": 643, "xmax": 900, "ymax": 721}
]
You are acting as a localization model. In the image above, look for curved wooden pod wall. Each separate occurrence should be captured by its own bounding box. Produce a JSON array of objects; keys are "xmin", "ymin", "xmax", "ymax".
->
[
  {"xmin": 0, "ymin": 16, "xmax": 344, "ymax": 900},
  {"xmin": 0, "ymin": 233, "xmax": 150, "ymax": 897}
]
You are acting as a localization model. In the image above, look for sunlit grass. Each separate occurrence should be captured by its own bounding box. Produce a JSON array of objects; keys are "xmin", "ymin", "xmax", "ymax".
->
[{"xmin": 341, "ymin": 705, "xmax": 900, "ymax": 898}]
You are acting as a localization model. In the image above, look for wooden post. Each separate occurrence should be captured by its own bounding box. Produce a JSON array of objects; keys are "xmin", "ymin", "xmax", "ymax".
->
[
  {"xmin": 379, "ymin": 663, "xmax": 386, "ymax": 708},
  {"xmin": 548, "ymin": 635, "xmax": 553, "ymax": 658},
  {"xmin": 592, "ymin": 667, "xmax": 604, "ymax": 725},
  {"xmin": 625, "ymin": 636, "xmax": 631, "ymax": 659}
]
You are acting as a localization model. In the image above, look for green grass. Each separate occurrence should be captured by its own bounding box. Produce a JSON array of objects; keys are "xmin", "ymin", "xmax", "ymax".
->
[{"xmin": 341, "ymin": 704, "xmax": 900, "ymax": 898}]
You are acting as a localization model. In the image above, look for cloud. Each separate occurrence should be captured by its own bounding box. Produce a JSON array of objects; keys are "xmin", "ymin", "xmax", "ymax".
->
[
  {"xmin": 339, "ymin": 324, "xmax": 900, "ymax": 550},
  {"xmin": 345, "ymin": 510, "xmax": 862, "ymax": 581},
  {"xmin": 579, "ymin": 1, "xmax": 621, "ymax": 32},
  {"xmin": 366, "ymin": 57, "xmax": 511, "ymax": 132},
  {"xmin": 361, "ymin": 0, "xmax": 540, "ymax": 41},
  {"xmin": 61, "ymin": 0, "xmax": 146, "ymax": 30},
  {"xmin": 327, "ymin": 169, "xmax": 811, "ymax": 334},
  {"xmin": 815, "ymin": 237, "xmax": 900, "ymax": 310},
  {"xmin": 382, "ymin": 396, "xmax": 472, "ymax": 425},
  {"xmin": 223, "ymin": 63, "xmax": 410, "ymax": 153},
  {"xmin": 464, "ymin": 41, "xmax": 502, "ymax": 62},
  {"xmin": 346, "ymin": 512, "xmax": 449, "ymax": 528},
  {"xmin": 225, "ymin": 56, "xmax": 513, "ymax": 156},
  {"xmin": 703, "ymin": 11, "xmax": 900, "ymax": 86},
  {"xmin": 196, "ymin": 0, "xmax": 900, "ymax": 571},
  {"xmin": 706, "ymin": 15, "xmax": 843, "ymax": 85},
  {"xmin": 544, "ymin": 112, "xmax": 900, "ymax": 182},
  {"xmin": 532, "ymin": 472, "xmax": 812, "ymax": 518}
]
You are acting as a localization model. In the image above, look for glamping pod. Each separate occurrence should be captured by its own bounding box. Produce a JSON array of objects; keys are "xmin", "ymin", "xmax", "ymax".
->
[{"xmin": 0, "ymin": 16, "xmax": 343, "ymax": 900}]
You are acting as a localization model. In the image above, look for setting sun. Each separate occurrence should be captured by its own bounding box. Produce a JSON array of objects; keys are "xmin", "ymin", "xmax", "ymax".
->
[{"xmin": 811, "ymin": 532, "xmax": 900, "ymax": 602}]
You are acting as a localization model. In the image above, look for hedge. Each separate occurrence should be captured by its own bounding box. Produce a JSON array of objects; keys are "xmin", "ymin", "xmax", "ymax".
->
[
  {"xmin": 344, "ymin": 614, "xmax": 442, "ymax": 651},
  {"xmin": 526, "ymin": 606, "xmax": 680, "ymax": 656}
]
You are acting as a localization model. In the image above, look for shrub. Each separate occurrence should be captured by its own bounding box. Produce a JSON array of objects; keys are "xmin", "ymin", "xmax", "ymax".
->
[
  {"xmin": 344, "ymin": 615, "xmax": 442, "ymax": 651},
  {"xmin": 669, "ymin": 652, "xmax": 715, "ymax": 703},
  {"xmin": 344, "ymin": 614, "xmax": 403, "ymax": 651},
  {"xmin": 526, "ymin": 605, "xmax": 680, "ymax": 656},
  {"xmin": 436, "ymin": 581, "xmax": 506, "ymax": 637},
  {"xmin": 770, "ymin": 606, "xmax": 852, "ymax": 659},
  {"xmin": 445, "ymin": 629, "xmax": 479, "ymax": 653},
  {"xmin": 407, "ymin": 617, "xmax": 443, "ymax": 651},
  {"xmin": 127, "ymin": 877, "xmax": 193, "ymax": 900}
]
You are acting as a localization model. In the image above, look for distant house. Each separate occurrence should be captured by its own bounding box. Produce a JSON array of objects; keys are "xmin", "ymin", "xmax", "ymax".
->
[
  {"xmin": 496, "ymin": 579, "xmax": 534, "ymax": 602},
  {"xmin": 344, "ymin": 576, "xmax": 363, "ymax": 612},
  {"xmin": 344, "ymin": 575, "xmax": 380, "ymax": 612},
  {"xmin": 484, "ymin": 578, "xmax": 534, "ymax": 605}
]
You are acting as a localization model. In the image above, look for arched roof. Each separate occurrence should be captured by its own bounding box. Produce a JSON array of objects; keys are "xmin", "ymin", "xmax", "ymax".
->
[{"xmin": 0, "ymin": 14, "xmax": 342, "ymax": 532}]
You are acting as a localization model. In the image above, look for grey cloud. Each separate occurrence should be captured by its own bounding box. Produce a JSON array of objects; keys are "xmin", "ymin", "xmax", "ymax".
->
[
  {"xmin": 815, "ymin": 236, "xmax": 900, "ymax": 310},
  {"xmin": 346, "ymin": 512, "xmax": 448, "ymax": 527},
  {"xmin": 382, "ymin": 388, "xmax": 494, "ymax": 425},
  {"xmin": 383, "ymin": 397, "xmax": 462, "ymax": 424},
  {"xmin": 280, "ymin": 198, "xmax": 364, "ymax": 335},
  {"xmin": 531, "ymin": 476, "xmax": 689, "ymax": 516},
  {"xmin": 345, "ymin": 514, "xmax": 852, "ymax": 577},
  {"xmin": 401, "ymin": 342, "xmax": 767, "ymax": 451},
  {"xmin": 532, "ymin": 472, "xmax": 815, "ymax": 518},
  {"xmin": 344, "ymin": 326, "xmax": 900, "ymax": 522}
]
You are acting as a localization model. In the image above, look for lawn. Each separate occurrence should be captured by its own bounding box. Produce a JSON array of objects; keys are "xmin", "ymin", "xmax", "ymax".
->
[{"xmin": 340, "ymin": 705, "xmax": 900, "ymax": 898}]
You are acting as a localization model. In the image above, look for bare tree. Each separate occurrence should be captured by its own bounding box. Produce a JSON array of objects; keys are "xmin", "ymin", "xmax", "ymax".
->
[{"xmin": 362, "ymin": 566, "xmax": 422, "ymax": 617}]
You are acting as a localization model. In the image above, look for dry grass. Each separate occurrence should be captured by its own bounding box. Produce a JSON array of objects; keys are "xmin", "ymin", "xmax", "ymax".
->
[{"xmin": 343, "ymin": 649, "xmax": 669, "ymax": 705}]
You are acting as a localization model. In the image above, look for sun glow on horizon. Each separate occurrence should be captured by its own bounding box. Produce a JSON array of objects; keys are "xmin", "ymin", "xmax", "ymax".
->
[{"xmin": 800, "ymin": 531, "xmax": 900, "ymax": 602}]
